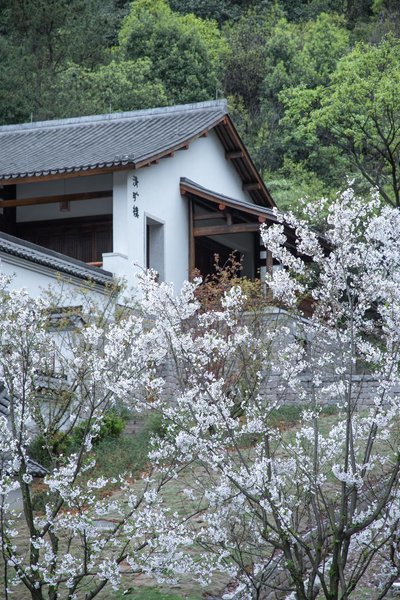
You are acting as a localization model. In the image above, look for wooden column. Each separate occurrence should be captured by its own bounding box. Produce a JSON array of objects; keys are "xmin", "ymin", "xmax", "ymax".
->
[
  {"xmin": 188, "ymin": 198, "xmax": 195, "ymax": 276},
  {"xmin": 0, "ymin": 185, "xmax": 17, "ymax": 235},
  {"xmin": 254, "ymin": 232, "xmax": 261, "ymax": 280},
  {"xmin": 266, "ymin": 249, "xmax": 273, "ymax": 275}
]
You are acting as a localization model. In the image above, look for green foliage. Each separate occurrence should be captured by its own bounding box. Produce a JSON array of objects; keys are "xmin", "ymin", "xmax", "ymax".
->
[
  {"xmin": 92, "ymin": 430, "xmax": 149, "ymax": 480},
  {"xmin": 279, "ymin": 0, "xmax": 372, "ymax": 25},
  {"xmin": 31, "ymin": 489, "xmax": 59, "ymax": 513},
  {"xmin": 268, "ymin": 403, "xmax": 338, "ymax": 427},
  {"xmin": 0, "ymin": 0, "xmax": 127, "ymax": 122},
  {"xmin": 28, "ymin": 431, "xmax": 74, "ymax": 469},
  {"xmin": 265, "ymin": 159, "xmax": 333, "ymax": 213},
  {"xmin": 143, "ymin": 413, "xmax": 168, "ymax": 438},
  {"xmin": 221, "ymin": 7, "xmax": 283, "ymax": 116},
  {"xmin": 72, "ymin": 411, "xmax": 126, "ymax": 446},
  {"xmin": 92, "ymin": 414, "xmax": 168, "ymax": 481},
  {"xmin": 28, "ymin": 411, "xmax": 126, "ymax": 469},
  {"xmin": 168, "ymin": 0, "xmax": 270, "ymax": 24},
  {"xmin": 57, "ymin": 59, "xmax": 168, "ymax": 117},
  {"xmin": 282, "ymin": 35, "xmax": 400, "ymax": 206},
  {"xmin": 118, "ymin": 0, "xmax": 226, "ymax": 104},
  {"xmin": 256, "ymin": 12, "xmax": 349, "ymax": 174}
]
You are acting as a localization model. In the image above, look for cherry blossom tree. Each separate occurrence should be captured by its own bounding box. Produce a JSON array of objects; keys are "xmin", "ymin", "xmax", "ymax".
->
[
  {"xmin": 141, "ymin": 188, "xmax": 400, "ymax": 599},
  {"xmin": 0, "ymin": 281, "xmax": 210, "ymax": 600},
  {"xmin": 2, "ymin": 187, "xmax": 400, "ymax": 600}
]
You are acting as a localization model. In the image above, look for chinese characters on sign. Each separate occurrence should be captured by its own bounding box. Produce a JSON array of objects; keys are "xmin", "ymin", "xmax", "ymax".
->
[{"xmin": 131, "ymin": 175, "xmax": 139, "ymax": 218}]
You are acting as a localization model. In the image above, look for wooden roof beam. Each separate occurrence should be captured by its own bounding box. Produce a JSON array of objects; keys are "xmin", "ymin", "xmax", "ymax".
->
[
  {"xmin": 0, "ymin": 190, "xmax": 112, "ymax": 209},
  {"xmin": 194, "ymin": 212, "xmax": 224, "ymax": 221},
  {"xmin": 217, "ymin": 116, "xmax": 275, "ymax": 208},
  {"xmin": 194, "ymin": 223, "xmax": 260, "ymax": 237},
  {"xmin": 180, "ymin": 180, "xmax": 276, "ymax": 221}
]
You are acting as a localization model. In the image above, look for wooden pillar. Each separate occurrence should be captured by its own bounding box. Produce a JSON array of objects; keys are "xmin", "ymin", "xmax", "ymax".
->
[
  {"xmin": 254, "ymin": 232, "xmax": 261, "ymax": 279},
  {"xmin": 259, "ymin": 235, "xmax": 273, "ymax": 296},
  {"xmin": 188, "ymin": 197, "xmax": 195, "ymax": 277},
  {"xmin": 0, "ymin": 185, "xmax": 17, "ymax": 235},
  {"xmin": 266, "ymin": 249, "xmax": 273, "ymax": 275}
]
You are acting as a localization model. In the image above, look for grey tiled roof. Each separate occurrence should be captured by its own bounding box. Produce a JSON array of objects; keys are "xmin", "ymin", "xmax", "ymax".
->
[
  {"xmin": 0, "ymin": 232, "xmax": 113, "ymax": 285},
  {"xmin": 0, "ymin": 384, "xmax": 9, "ymax": 417},
  {"xmin": 1, "ymin": 455, "xmax": 49, "ymax": 477},
  {"xmin": 0, "ymin": 100, "xmax": 227, "ymax": 181}
]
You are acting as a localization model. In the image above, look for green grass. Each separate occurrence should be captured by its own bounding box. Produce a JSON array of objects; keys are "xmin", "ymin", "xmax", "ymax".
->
[
  {"xmin": 114, "ymin": 589, "xmax": 201, "ymax": 599},
  {"xmin": 89, "ymin": 413, "xmax": 165, "ymax": 482},
  {"xmin": 268, "ymin": 403, "xmax": 338, "ymax": 427},
  {"xmin": 93, "ymin": 407, "xmax": 339, "ymax": 483},
  {"xmin": 93, "ymin": 430, "xmax": 150, "ymax": 479}
]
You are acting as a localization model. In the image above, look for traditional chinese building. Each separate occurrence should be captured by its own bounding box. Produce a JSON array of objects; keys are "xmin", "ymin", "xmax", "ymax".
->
[{"xmin": 0, "ymin": 100, "xmax": 282, "ymax": 295}]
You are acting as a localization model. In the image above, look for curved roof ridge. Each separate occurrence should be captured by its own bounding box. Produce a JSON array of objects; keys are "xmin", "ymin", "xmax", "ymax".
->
[{"xmin": 0, "ymin": 99, "xmax": 228, "ymax": 133}]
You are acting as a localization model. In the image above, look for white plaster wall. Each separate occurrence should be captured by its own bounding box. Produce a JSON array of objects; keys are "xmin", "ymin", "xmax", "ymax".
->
[
  {"xmin": 172, "ymin": 130, "xmax": 253, "ymax": 204},
  {"xmin": 16, "ymin": 174, "xmax": 113, "ymax": 222},
  {"xmin": 110, "ymin": 130, "xmax": 258, "ymax": 290},
  {"xmin": 102, "ymin": 171, "xmax": 131, "ymax": 283}
]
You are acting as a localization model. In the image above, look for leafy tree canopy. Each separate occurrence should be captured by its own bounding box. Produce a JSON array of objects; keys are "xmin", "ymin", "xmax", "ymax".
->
[
  {"xmin": 282, "ymin": 35, "xmax": 400, "ymax": 206},
  {"xmin": 118, "ymin": 0, "xmax": 226, "ymax": 105},
  {"xmin": 0, "ymin": 0, "xmax": 127, "ymax": 121},
  {"xmin": 253, "ymin": 13, "xmax": 349, "ymax": 176},
  {"xmin": 168, "ymin": 0, "xmax": 272, "ymax": 24},
  {"xmin": 56, "ymin": 59, "xmax": 168, "ymax": 117},
  {"xmin": 221, "ymin": 5, "xmax": 283, "ymax": 116}
]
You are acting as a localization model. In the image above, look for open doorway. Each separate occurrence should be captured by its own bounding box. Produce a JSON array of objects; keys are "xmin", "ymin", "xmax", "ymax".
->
[{"xmin": 146, "ymin": 217, "xmax": 165, "ymax": 281}]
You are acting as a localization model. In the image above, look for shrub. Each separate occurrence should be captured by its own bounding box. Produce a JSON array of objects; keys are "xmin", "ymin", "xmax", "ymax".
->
[
  {"xmin": 29, "ymin": 411, "xmax": 127, "ymax": 468},
  {"xmin": 71, "ymin": 411, "xmax": 126, "ymax": 446},
  {"xmin": 28, "ymin": 431, "xmax": 74, "ymax": 468}
]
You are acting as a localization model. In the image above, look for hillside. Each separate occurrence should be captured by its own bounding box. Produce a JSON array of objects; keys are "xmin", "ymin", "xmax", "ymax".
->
[{"xmin": 1, "ymin": 0, "xmax": 399, "ymax": 209}]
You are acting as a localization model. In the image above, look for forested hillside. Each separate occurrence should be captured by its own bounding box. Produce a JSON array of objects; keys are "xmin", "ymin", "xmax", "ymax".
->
[{"xmin": 1, "ymin": 0, "xmax": 399, "ymax": 209}]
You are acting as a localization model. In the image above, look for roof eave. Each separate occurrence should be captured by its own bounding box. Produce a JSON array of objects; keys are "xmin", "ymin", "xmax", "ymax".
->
[
  {"xmin": 214, "ymin": 116, "xmax": 275, "ymax": 209},
  {"xmin": 0, "ymin": 117, "xmax": 224, "ymax": 185},
  {"xmin": 180, "ymin": 178, "xmax": 277, "ymax": 221},
  {"xmin": 0, "ymin": 162, "xmax": 135, "ymax": 186}
]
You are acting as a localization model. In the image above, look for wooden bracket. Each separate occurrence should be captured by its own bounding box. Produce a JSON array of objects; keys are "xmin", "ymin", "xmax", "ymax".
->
[{"xmin": 243, "ymin": 182, "xmax": 261, "ymax": 191}]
